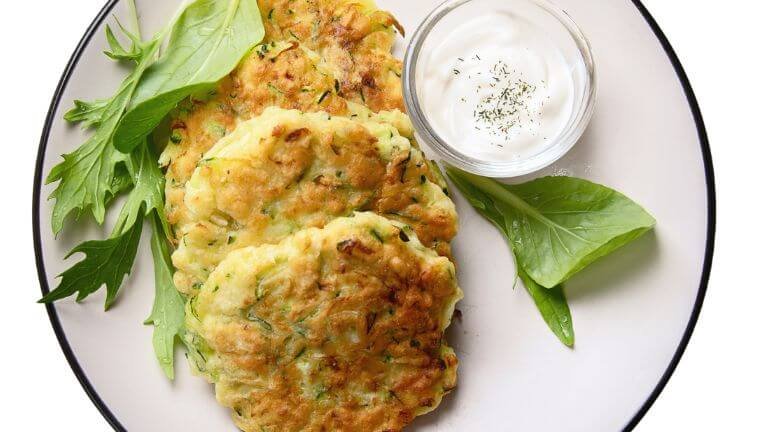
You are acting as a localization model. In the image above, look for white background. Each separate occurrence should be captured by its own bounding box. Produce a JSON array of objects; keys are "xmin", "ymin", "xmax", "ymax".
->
[{"xmin": 1, "ymin": 0, "xmax": 765, "ymax": 430}]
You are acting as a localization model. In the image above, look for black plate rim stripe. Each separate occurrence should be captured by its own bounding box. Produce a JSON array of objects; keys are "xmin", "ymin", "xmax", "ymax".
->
[
  {"xmin": 32, "ymin": 0, "xmax": 125, "ymax": 430},
  {"xmin": 32, "ymin": 1, "xmax": 715, "ymax": 431}
]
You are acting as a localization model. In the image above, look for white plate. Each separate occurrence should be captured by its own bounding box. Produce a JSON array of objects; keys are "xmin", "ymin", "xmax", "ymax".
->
[{"xmin": 33, "ymin": 0, "xmax": 714, "ymax": 431}]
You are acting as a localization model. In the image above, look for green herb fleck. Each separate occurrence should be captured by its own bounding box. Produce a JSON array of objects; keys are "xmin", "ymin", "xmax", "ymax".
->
[
  {"xmin": 370, "ymin": 229, "xmax": 384, "ymax": 243},
  {"xmin": 170, "ymin": 130, "xmax": 183, "ymax": 144},
  {"xmin": 246, "ymin": 309, "xmax": 273, "ymax": 332}
]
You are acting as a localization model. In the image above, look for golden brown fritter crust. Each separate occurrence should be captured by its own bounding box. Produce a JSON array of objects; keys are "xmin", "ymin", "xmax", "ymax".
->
[
  {"xmin": 186, "ymin": 213, "xmax": 462, "ymax": 432},
  {"xmin": 260, "ymin": 0, "xmax": 404, "ymax": 112},
  {"xmin": 163, "ymin": 0, "xmax": 408, "ymax": 245},
  {"xmin": 165, "ymin": 3, "xmax": 463, "ymax": 429},
  {"xmin": 171, "ymin": 109, "xmax": 457, "ymax": 294},
  {"xmin": 162, "ymin": 42, "xmax": 348, "ymax": 227}
]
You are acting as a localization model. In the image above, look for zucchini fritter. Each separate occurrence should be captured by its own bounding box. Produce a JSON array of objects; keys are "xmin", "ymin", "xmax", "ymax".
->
[
  {"xmin": 162, "ymin": 0, "xmax": 405, "ymax": 236},
  {"xmin": 185, "ymin": 213, "xmax": 462, "ymax": 432},
  {"xmin": 166, "ymin": 2, "xmax": 464, "ymax": 429},
  {"xmin": 172, "ymin": 108, "xmax": 457, "ymax": 294},
  {"xmin": 260, "ymin": 0, "xmax": 405, "ymax": 110}
]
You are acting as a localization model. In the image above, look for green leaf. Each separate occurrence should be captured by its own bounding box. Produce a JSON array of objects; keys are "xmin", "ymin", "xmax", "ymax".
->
[
  {"xmin": 519, "ymin": 271, "xmax": 574, "ymax": 347},
  {"xmin": 64, "ymin": 99, "xmax": 110, "ymax": 127},
  {"xmin": 103, "ymin": 23, "xmax": 144, "ymax": 61},
  {"xmin": 114, "ymin": 0, "xmax": 265, "ymax": 153},
  {"xmin": 445, "ymin": 168, "xmax": 656, "ymax": 288},
  {"xmin": 145, "ymin": 211, "xmax": 186, "ymax": 379},
  {"xmin": 46, "ymin": 25, "xmax": 163, "ymax": 235},
  {"xmin": 113, "ymin": 143, "xmax": 168, "ymax": 236},
  {"xmin": 41, "ymin": 136, "xmax": 168, "ymax": 309},
  {"xmin": 46, "ymin": 108, "xmax": 128, "ymax": 234},
  {"xmin": 38, "ymin": 218, "xmax": 143, "ymax": 310},
  {"xmin": 109, "ymin": 163, "xmax": 135, "ymax": 200}
]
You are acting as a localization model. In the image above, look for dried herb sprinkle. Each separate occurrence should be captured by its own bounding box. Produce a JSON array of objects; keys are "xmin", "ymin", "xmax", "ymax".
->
[{"xmin": 452, "ymin": 58, "xmax": 544, "ymax": 146}]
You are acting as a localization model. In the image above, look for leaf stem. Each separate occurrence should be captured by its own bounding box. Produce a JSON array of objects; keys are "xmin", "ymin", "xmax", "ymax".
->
[
  {"xmin": 126, "ymin": 0, "xmax": 141, "ymax": 39},
  {"xmin": 446, "ymin": 167, "xmax": 542, "ymax": 220}
]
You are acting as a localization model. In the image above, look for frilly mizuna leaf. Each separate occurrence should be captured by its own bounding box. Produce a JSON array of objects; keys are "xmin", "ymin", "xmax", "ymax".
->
[
  {"xmin": 46, "ymin": 24, "xmax": 163, "ymax": 234},
  {"xmin": 38, "ymin": 219, "xmax": 143, "ymax": 310}
]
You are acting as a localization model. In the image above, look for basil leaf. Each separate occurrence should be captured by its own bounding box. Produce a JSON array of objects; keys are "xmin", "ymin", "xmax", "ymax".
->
[
  {"xmin": 519, "ymin": 271, "xmax": 574, "ymax": 347},
  {"xmin": 145, "ymin": 211, "xmax": 186, "ymax": 379},
  {"xmin": 114, "ymin": 0, "xmax": 265, "ymax": 153},
  {"xmin": 446, "ymin": 168, "xmax": 656, "ymax": 288},
  {"xmin": 46, "ymin": 24, "xmax": 163, "ymax": 235},
  {"xmin": 39, "ymin": 218, "xmax": 143, "ymax": 310}
]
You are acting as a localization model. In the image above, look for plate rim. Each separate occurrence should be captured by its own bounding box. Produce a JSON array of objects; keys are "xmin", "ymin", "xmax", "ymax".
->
[{"xmin": 31, "ymin": 1, "xmax": 716, "ymax": 431}]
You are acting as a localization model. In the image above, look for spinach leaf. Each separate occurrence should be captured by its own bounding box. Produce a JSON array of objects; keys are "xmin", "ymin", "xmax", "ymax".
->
[
  {"xmin": 114, "ymin": 0, "xmax": 264, "ymax": 153},
  {"xmin": 447, "ymin": 167, "xmax": 655, "ymax": 346},
  {"xmin": 38, "ymin": 218, "xmax": 143, "ymax": 310},
  {"xmin": 446, "ymin": 168, "xmax": 656, "ymax": 288},
  {"xmin": 519, "ymin": 271, "xmax": 574, "ymax": 347},
  {"xmin": 46, "ymin": 24, "xmax": 163, "ymax": 235},
  {"xmin": 145, "ymin": 212, "xmax": 186, "ymax": 379}
]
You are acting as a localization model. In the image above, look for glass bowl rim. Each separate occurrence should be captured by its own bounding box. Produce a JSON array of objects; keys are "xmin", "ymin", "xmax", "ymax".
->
[{"xmin": 402, "ymin": 0, "xmax": 598, "ymax": 178}]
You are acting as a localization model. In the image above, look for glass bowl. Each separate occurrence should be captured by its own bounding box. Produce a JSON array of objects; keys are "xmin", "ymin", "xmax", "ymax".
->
[{"xmin": 403, "ymin": 0, "xmax": 597, "ymax": 177}]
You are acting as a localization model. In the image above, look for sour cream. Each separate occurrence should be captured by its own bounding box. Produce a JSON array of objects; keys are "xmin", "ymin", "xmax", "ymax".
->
[{"xmin": 416, "ymin": 3, "xmax": 588, "ymax": 163}]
